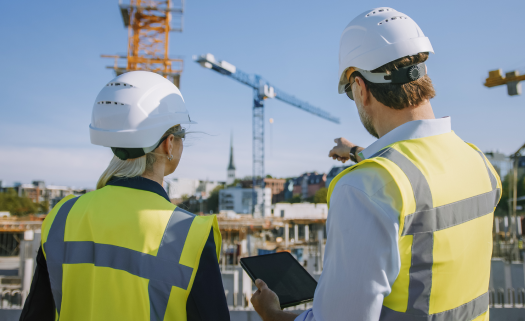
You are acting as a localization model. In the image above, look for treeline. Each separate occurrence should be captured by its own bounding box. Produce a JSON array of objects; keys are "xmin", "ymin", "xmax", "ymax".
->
[{"xmin": 0, "ymin": 188, "xmax": 49, "ymax": 216}]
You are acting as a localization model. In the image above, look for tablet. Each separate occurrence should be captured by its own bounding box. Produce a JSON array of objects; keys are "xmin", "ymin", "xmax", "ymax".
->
[{"xmin": 240, "ymin": 252, "xmax": 317, "ymax": 308}]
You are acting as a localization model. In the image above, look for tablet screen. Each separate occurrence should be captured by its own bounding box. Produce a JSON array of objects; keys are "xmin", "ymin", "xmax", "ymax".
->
[{"xmin": 240, "ymin": 252, "xmax": 317, "ymax": 308}]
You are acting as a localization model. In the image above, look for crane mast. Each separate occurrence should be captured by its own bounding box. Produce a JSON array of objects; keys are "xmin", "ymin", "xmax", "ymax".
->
[{"xmin": 195, "ymin": 53, "xmax": 340, "ymax": 216}]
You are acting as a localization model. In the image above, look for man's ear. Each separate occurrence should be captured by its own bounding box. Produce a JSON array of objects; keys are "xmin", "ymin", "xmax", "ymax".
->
[{"xmin": 355, "ymin": 77, "xmax": 370, "ymax": 106}]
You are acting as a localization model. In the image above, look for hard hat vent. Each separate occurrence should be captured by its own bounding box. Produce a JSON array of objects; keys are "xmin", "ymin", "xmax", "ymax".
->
[
  {"xmin": 106, "ymin": 82, "xmax": 134, "ymax": 88},
  {"xmin": 378, "ymin": 16, "xmax": 408, "ymax": 25},
  {"xmin": 97, "ymin": 101, "xmax": 125, "ymax": 106},
  {"xmin": 366, "ymin": 8, "xmax": 393, "ymax": 17}
]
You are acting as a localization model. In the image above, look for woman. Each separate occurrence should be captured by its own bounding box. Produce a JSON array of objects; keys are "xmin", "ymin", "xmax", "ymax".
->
[{"xmin": 20, "ymin": 71, "xmax": 230, "ymax": 321}]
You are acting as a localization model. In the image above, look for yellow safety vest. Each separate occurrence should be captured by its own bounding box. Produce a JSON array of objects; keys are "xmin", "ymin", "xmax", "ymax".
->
[
  {"xmin": 327, "ymin": 131, "xmax": 501, "ymax": 320},
  {"xmin": 41, "ymin": 185, "xmax": 221, "ymax": 321}
]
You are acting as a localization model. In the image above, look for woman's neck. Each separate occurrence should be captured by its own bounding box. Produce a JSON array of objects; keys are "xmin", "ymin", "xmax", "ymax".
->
[{"xmin": 141, "ymin": 168, "xmax": 164, "ymax": 186}]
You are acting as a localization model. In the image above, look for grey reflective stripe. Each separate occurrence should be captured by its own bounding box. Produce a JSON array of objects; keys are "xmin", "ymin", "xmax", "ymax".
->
[
  {"xmin": 44, "ymin": 201, "xmax": 196, "ymax": 321},
  {"xmin": 149, "ymin": 207, "xmax": 196, "ymax": 321},
  {"xmin": 371, "ymin": 148, "xmax": 433, "ymax": 212},
  {"xmin": 373, "ymin": 148, "xmax": 434, "ymax": 315},
  {"xmin": 380, "ymin": 292, "xmax": 489, "ymax": 321},
  {"xmin": 476, "ymin": 150, "xmax": 497, "ymax": 190},
  {"xmin": 406, "ymin": 233, "xmax": 433, "ymax": 315},
  {"xmin": 402, "ymin": 189, "xmax": 500, "ymax": 235},
  {"xmin": 372, "ymin": 147, "xmax": 498, "ymax": 319},
  {"xmin": 62, "ymin": 241, "xmax": 193, "ymax": 288},
  {"xmin": 44, "ymin": 197, "xmax": 79, "ymax": 316}
]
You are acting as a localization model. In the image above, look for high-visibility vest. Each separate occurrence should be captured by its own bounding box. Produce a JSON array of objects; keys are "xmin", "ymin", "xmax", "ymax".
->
[
  {"xmin": 327, "ymin": 131, "xmax": 501, "ymax": 320},
  {"xmin": 41, "ymin": 185, "xmax": 221, "ymax": 321}
]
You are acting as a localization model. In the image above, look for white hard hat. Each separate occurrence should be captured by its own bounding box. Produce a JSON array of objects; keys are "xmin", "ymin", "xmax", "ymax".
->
[
  {"xmin": 338, "ymin": 7, "xmax": 434, "ymax": 94},
  {"xmin": 90, "ymin": 71, "xmax": 196, "ymax": 152}
]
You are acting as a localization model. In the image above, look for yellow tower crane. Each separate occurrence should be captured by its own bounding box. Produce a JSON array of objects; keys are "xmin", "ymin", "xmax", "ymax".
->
[
  {"xmin": 484, "ymin": 67, "xmax": 525, "ymax": 261},
  {"xmin": 484, "ymin": 69, "xmax": 525, "ymax": 96},
  {"xmin": 102, "ymin": 0, "xmax": 184, "ymax": 87}
]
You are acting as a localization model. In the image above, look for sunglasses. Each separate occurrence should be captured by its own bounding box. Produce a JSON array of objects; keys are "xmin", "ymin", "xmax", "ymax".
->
[{"xmin": 344, "ymin": 79, "xmax": 355, "ymax": 101}]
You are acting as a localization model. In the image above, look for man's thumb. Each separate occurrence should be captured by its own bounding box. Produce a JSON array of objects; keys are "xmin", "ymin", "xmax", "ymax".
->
[{"xmin": 255, "ymin": 279, "xmax": 268, "ymax": 290}]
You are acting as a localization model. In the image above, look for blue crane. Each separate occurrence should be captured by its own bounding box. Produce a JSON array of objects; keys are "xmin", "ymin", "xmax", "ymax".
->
[{"xmin": 194, "ymin": 53, "xmax": 340, "ymax": 215}]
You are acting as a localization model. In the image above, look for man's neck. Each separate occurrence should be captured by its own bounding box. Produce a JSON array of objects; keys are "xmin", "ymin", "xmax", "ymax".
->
[{"xmin": 373, "ymin": 100, "xmax": 435, "ymax": 138}]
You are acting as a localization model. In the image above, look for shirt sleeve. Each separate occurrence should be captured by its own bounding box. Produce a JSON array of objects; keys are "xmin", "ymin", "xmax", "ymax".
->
[
  {"xmin": 19, "ymin": 246, "xmax": 56, "ymax": 321},
  {"xmin": 296, "ymin": 176, "xmax": 401, "ymax": 321},
  {"xmin": 186, "ymin": 228, "xmax": 230, "ymax": 321}
]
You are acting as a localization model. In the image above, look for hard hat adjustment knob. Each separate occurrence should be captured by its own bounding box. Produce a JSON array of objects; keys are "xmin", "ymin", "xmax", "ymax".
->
[{"xmin": 408, "ymin": 65, "xmax": 423, "ymax": 81}]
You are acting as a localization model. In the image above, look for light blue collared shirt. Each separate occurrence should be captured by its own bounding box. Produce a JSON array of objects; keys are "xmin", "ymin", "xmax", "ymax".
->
[{"xmin": 296, "ymin": 117, "xmax": 452, "ymax": 321}]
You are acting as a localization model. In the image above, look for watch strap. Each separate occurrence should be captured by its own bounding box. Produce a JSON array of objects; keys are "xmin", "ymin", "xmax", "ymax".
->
[{"xmin": 350, "ymin": 146, "xmax": 359, "ymax": 162}]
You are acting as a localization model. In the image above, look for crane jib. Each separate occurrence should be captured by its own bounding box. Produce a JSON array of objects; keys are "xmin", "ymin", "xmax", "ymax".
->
[{"xmin": 194, "ymin": 53, "xmax": 340, "ymax": 214}]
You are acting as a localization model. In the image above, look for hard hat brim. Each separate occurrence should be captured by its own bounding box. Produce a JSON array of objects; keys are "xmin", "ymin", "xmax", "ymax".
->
[{"xmin": 90, "ymin": 118, "xmax": 196, "ymax": 148}]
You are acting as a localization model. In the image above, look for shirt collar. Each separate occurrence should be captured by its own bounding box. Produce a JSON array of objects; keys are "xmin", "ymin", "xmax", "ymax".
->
[
  {"xmin": 360, "ymin": 116, "xmax": 452, "ymax": 160},
  {"xmin": 106, "ymin": 176, "xmax": 170, "ymax": 202}
]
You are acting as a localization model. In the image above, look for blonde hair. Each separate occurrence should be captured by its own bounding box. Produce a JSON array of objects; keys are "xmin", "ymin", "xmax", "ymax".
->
[{"xmin": 96, "ymin": 125, "xmax": 182, "ymax": 189}]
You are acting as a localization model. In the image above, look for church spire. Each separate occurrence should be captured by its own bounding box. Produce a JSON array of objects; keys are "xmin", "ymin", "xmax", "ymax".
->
[
  {"xmin": 228, "ymin": 132, "xmax": 235, "ymax": 170},
  {"xmin": 227, "ymin": 132, "xmax": 236, "ymax": 185}
]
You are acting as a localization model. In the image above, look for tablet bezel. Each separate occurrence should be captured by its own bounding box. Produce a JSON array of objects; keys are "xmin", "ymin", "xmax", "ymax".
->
[{"xmin": 240, "ymin": 252, "xmax": 317, "ymax": 308}]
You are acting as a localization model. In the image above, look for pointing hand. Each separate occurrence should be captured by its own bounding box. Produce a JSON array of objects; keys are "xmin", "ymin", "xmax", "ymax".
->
[{"xmin": 329, "ymin": 137, "xmax": 362, "ymax": 163}]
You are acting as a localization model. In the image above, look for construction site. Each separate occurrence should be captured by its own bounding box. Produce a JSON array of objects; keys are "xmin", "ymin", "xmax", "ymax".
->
[{"xmin": 1, "ymin": 1, "xmax": 525, "ymax": 320}]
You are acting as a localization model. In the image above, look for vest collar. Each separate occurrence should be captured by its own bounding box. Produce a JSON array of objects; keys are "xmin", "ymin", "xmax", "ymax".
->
[
  {"xmin": 107, "ymin": 176, "xmax": 170, "ymax": 202},
  {"xmin": 360, "ymin": 116, "xmax": 452, "ymax": 160}
]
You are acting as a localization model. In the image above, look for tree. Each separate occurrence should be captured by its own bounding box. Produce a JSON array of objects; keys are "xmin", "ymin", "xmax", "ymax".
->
[
  {"xmin": 0, "ymin": 188, "xmax": 38, "ymax": 216},
  {"xmin": 207, "ymin": 185, "xmax": 225, "ymax": 213},
  {"xmin": 289, "ymin": 194, "xmax": 302, "ymax": 204},
  {"xmin": 313, "ymin": 187, "xmax": 328, "ymax": 204}
]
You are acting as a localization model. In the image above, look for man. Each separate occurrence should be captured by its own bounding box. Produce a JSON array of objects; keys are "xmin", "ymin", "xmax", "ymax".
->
[{"xmin": 251, "ymin": 7, "xmax": 501, "ymax": 321}]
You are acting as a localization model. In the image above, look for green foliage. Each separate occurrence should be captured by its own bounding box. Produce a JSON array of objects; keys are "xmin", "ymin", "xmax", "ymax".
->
[
  {"xmin": 226, "ymin": 179, "xmax": 242, "ymax": 188},
  {"xmin": 0, "ymin": 188, "xmax": 38, "ymax": 216},
  {"xmin": 265, "ymin": 174, "xmax": 273, "ymax": 178},
  {"xmin": 207, "ymin": 184, "xmax": 225, "ymax": 213},
  {"xmin": 288, "ymin": 194, "xmax": 302, "ymax": 204},
  {"xmin": 313, "ymin": 187, "xmax": 328, "ymax": 204}
]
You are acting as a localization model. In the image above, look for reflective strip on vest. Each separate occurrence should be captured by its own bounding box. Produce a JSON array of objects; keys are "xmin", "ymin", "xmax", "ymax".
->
[
  {"xmin": 44, "ymin": 199, "xmax": 196, "ymax": 321},
  {"xmin": 369, "ymin": 147, "xmax": 499, "ymax": 320}
]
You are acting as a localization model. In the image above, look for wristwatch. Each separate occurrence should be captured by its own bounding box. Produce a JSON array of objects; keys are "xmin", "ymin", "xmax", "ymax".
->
[{"xmin": 349, "ymin": 146, "xmax": 359, "ymax": 163}]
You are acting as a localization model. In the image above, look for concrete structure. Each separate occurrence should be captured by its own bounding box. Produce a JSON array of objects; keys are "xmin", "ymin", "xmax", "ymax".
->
[
  {"xmin": 273, "ymin": 203, "xmax": 328, "ymax": 220},
  {"xmin": 227, "ymin": 134, "xmax": 236, "ymax": 185},
  {"xmin": 219, "ymin": 187, "xmax": 271, "ymax": 216},
  {"xmin": 264, "ymin": 178, "xmax": 286, "ymax": 203}
]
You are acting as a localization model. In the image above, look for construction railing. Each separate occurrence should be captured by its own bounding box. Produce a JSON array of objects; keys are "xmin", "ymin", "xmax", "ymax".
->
[
  {"xmin": 1, "ymin": 288, "xmax": 24, "ymax": 309},
  {"xmin": 489, "ymin": 288, "xmax": 525, "ymax": 308}
]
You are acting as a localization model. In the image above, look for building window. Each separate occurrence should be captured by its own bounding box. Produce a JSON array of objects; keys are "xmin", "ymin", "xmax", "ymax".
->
[{"xmin": 280, "ymin": 210, "xmax": 285, "ymax": 218}]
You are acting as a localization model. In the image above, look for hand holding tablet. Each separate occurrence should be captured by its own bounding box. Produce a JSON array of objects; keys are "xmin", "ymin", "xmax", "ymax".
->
[{"xmin": 240, "ymin": 252, "xmax": 318, "ymax": 308}]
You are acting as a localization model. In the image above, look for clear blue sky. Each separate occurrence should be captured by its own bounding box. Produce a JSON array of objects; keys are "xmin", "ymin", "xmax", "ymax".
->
[{"xmin": 1, "ymin": 0, "xmax": 524, "ymax": 188}]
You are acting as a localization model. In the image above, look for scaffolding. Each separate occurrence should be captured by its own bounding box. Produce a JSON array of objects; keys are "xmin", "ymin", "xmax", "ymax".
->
[{"xmin": 102, "ymin": 0, "xmax": 184, "ymax": 87}]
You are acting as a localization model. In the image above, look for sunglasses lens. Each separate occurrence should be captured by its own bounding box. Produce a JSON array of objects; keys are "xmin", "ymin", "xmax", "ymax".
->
[{"xmin": 344, "ymin": 83, "xmax": 354, "ymax": 101}]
